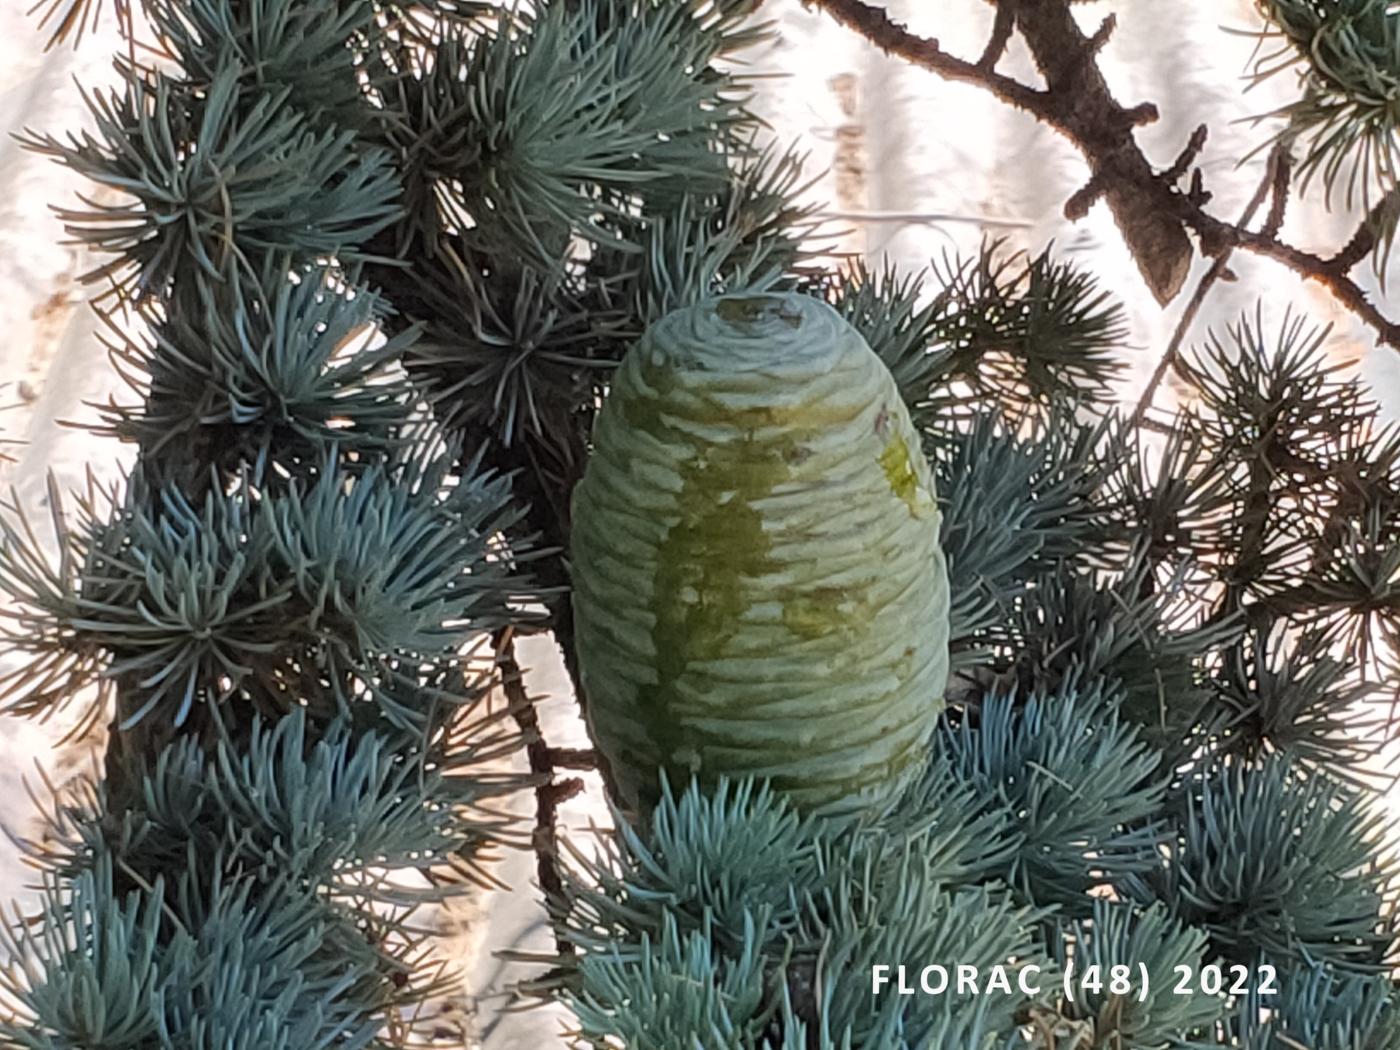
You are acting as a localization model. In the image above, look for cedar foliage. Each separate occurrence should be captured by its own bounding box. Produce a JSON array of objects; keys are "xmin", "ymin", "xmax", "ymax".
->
[{"xmin": 1, "ymin": 1, "xmax": 1398, "ymax": 1047}]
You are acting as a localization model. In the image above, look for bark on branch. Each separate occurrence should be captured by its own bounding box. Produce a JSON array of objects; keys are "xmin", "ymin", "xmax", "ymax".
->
[
  {"xmin": 494, "ymin": 626, "xmax": 584, "ymax": 958},
  {"xmin": 805, "ymin": 0, "xmax": 1400, "ymax": 350}
]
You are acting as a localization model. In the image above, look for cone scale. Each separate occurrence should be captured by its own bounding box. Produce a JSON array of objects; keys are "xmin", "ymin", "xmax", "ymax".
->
[{"xmin": 570, "ymin": 293, "xmax": 949, "ymax": 815}]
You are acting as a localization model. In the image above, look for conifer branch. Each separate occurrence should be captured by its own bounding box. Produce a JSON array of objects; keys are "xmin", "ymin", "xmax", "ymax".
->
[
  {"xmin": 12, "ymin": 1, "xmax": 1400, "ymax": 1044},
  {"xmin": 1263, "ymin": 149, "xmax": 1293, "ymax": 239},
  {"xmin": 1330, "ymin": 184, "xmax": 1400, "ymax": 274},
  {"xmin": 494, "ymin": 626, "xmax": 583, "ymax": 959},
  {"xmin": 1132, "ymin": 146, "xmax": 1288, "ymax": 428},
  {"xmin": 806, "ymin": 0, "xmax": 1400, "ymax": 349},
  {"xmin": 976, "ymin": 0, "xmax": 1016, "ymax": 71},
  {"xmin": 1159, "ymin": 124, "xmax": 1208, "ymax": 188},
  {"xmin": 800, "ymin": 0, "xmax": 1049, "ymax": 114},
  {"xmin": 547, "ymin": 746, "xmax": 599, "ymax": 770}
]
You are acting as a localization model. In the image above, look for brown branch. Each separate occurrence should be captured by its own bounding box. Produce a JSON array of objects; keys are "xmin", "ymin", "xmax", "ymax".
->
[
  {"xmin": 1186, "ymin": 168, "xmax": 1211, "ymax": 209},
  {"xmin": 805, "ymin": 0, "xmax": 1400, "ymax": 350},
  {"xmin": 1132, "ymin": 146, "xmax": 1287, "ymax": 428},
  {"xmin": 1008, "ymin": 0, "xmax": 1190, "ymax": 305},
  {"xmin": 977, "ymin": 1, "xmax": 1017, "ymax": 71},
  {"xmin": 1180, "ymin": 208, "xmax": 1400, "ymax": 347},
  {"xmin": 494, "ymin": 626, "xmax": 583, "ymax": 959},
  {"xmin": 1329, "ymin": 185, "xmax": 1400, "ymax": 274},
  {"xmin": 1064, "ymin": 173, "xmax": 1106, "ymax": 222},
  {"xmin": 802, "ymin": 0, "xmax": 1050, "ymax": 115},
  {"xmin": 1161, "ymin": 124, "xmax": 1208, "ymax": 187},
  {"xmin": 1084, "ymin": 12, "xmax": 1116, "ymax": 57},
  {"xmin": 1262, "ymin": 150, "xmax": 1293, "ymax": 239},
  {"xmin": 546, "ymin": 746, "xmax": 599, "ymax": 770}
]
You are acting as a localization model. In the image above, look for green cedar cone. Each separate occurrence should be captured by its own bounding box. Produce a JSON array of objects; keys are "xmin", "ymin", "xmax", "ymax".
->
[{"xmin": 570, "ymin": 293, "xmax": 950, "ymax": 815}]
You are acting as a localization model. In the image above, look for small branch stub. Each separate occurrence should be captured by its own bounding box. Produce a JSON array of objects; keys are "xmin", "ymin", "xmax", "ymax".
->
[{"xmin": 808, "ymin": 0, "xmax": 1400, "ymax": 348}]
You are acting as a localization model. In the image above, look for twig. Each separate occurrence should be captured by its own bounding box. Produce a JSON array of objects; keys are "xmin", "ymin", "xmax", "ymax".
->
[
  {"xmin": 1183, "ymin": 209, "xmax": 1400, "ymax": 346},
  {"xmin": 1008, "ymin": 0, "xmax": 1190, "ymax": 304},
  {"xmin": 801, "ymin": 0, "xmax": 1050, "ymax": 115},
  {"xmin": 1084, "ymin": 12, "xmax": 1116, "ymax": 57},
  {"xmin": 1262, "ymin": 150, "xmax": 1293, "ymax": 238},
  {"xmin": 1131, "ymin": 145, "xmax": 1288, "ymax": 427},
  {"xmin": 1161, "ymin": 124, "xmax": 1208, "ymax": 186},
  {"xmin": 547, "ymin": 746, "xmax": 598, "ymax": 770},
  {"xmin": 494, "ymin": 626, "xmax": 584, "ymax": 958},
  {"xmin": 805, "ymin": 0, "xmax": 1400, "ymax": 350},
  {"xmin": 978, "ymin": 0, "xmax": 1016, "ymax": 71},
  {"xmin": 1064, "ymin": 173, "xmax": 1106, "ymax": 221},
  {"xmin": 1329, "ymin": 185, "xmax": 1400, "ymax": 273}
]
